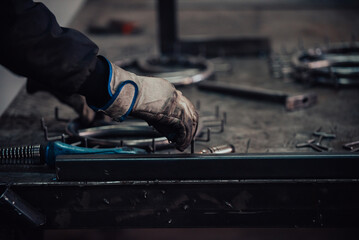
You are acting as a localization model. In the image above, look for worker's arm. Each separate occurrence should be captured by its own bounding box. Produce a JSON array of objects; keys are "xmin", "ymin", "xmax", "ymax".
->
[{"xmin": 0, "ymin": 0, "xmax": 198, "ymax": 151}]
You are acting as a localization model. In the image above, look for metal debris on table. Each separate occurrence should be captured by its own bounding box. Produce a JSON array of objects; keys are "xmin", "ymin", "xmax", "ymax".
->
[
  {"xmin": 343, "ymin": 140, "xmax": 359, "ymax": 152},
  {"xmin": 296, "ymin": 127, "xmax": 336, "ymax": 152},
  {"xmin": 270, "ymin": 41, "xmax": 359, "ymax": 86}
]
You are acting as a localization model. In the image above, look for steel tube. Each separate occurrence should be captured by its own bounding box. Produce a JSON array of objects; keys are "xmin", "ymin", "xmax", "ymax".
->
[{"xmin": 55, "ymin": 153, "xmax": 359, "ymax": 181}]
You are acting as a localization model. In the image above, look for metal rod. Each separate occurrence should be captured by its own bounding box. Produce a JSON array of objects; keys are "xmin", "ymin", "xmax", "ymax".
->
[
  {"xmin": 198, "ymin": 81, "xmax": 317, "ymax": 111},
  {"xmin": 157, "ymin": 0, "xmax": 177, "ymax": 55},
  {"xmin": 198, "ymin": 81, "xmax": 288, "ymax": 102},
  {"xmin": 56, "ymin": 153, "xmax": 359, "ymax": 181}
]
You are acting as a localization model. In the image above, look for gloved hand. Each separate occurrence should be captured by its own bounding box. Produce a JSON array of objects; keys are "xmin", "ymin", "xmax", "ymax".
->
[{"xmin": 93, "ymin": 59, "xmax": 198, "ymax": 151}]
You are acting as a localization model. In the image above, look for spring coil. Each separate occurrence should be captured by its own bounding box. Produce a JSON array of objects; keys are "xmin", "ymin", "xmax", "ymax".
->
[{"xmin": 0, "ymin": 145, "xmax": 41, "ymax": 165}]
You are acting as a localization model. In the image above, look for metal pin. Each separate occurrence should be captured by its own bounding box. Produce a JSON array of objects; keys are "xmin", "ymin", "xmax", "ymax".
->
[
  {"xmin": 223, "ymin": 112, "xmax": 227, "ymax": 125},
  {"xmin": 296, "ymin": 139, "xmax": 316, "ymax": 148},
  {"xmin": 71, "ymin": 141, "xmax": 82, "ymax": 146},
  {"xmin": 41, "ymin": 118, "xmax": 49, "ymax": 141},
  {"xmin": 152, "ymin": 138, "xmax": 156, "ymax": 153},
  {"xmin": 296, "ymin": 139, "xmax": 324, "ymax": 152},
  {"xmin": 191, "ymin": 140, "xmax": 195, "ymax": 154},
  {"xmin": 195, "ymin": 128, "xmax": 211, "ymax": 142},
  {"xmin": 211, "ymin": 120, "xmax": 224, "ymax": 134},
  {"xmin": 313, "ymin": 131, "xmax": 336, "ymax": 139},
  {"xmin": 343, "ymin": 140, "xmax": 359, "ymax": 150}
]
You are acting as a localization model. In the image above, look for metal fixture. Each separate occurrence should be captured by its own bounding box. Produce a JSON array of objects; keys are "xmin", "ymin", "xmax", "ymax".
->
[
  {"xmin": 115, "ymin": 55, "xmax": 214, "ymax": 86},
  {"xmin": 296, "ymin": 128, "xmax": 336, "ymax": 152},
  {"xmin": 198, "ymin": 81, "xmax": 317, "ymax": 111},
  {"xmin": 291, "ymin": 42, "xmax": 359, "ymax": 86},
  {"xmin": 40, "ymin": 105, "xmax": 227, "ymax": 153},
  {"xmin": 157, "ymin": 0, "xmax": 270, "ymax": 57},
  {"xmin": 296, "ymin": 139, "xmax": 326, "ymax": 152},
  {"xmin": 343, "ymin": 140, "xmax": 359, "ymax": 152}
]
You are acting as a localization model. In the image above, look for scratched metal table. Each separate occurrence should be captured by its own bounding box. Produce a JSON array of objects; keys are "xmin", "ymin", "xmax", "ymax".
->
[{"xmin": 1, "ymin": 1, "xmax": 359, "ymax": 239}]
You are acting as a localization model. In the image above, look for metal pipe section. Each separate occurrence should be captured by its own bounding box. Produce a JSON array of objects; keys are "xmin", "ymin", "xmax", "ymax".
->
[
  {"xmin": 198, "ymin": 81, "xmax": 317, "ymax": 111},
  {"xmin": 157, "ymin": 0, "xmax": 177, "ymax": 55}
]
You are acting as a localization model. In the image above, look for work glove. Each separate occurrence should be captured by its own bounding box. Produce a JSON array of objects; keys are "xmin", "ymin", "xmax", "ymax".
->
[{"xmin": 92, "ymin": 59, "xmax": 198, "ymax": 151}]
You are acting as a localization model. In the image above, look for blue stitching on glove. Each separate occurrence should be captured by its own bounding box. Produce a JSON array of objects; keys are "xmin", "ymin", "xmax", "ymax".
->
[
  {"xmin": 90, "ymin": 80, "xmax": 138, "ymax": 122},
  {"xmin": 118, "ymin": 80, "xmax": 138, "ymax": 122}
]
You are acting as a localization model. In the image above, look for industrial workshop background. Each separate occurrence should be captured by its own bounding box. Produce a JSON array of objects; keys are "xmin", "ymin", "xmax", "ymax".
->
[{"xmin": 1, "ymin": 0, "xmax": 359, "ymax": 240}]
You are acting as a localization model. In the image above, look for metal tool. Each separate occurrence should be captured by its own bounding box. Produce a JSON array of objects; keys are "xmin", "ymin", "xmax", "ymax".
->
[
  {"xmin": 0, "ymin": 141, "xmax": 146, "ymax": 167},
  {"xmin": 296, "ymin": 128, "xmax": 336, "ymax": 152},
  {"xmin": 291, "ymin": 42, "xmax": 359, "ymax": 86},
  {"xmin": 198, "ymin": 81, "xmax": 317, "ymax": 111},
  {"xmin": 115, "ymin": 55, "xmax": 214, "ymax": 87},
  {"xmin": 296, "ymin": 139, "xmax": 327, "ymax": 152},
  {"xmin": 312, "ymin": 128, "xmax": 336, "ymax": 151},
  {"xmin": 199, "ymin": 144, "xmax": 235, "ymax": 154},
  {"xmin": 313, "ymin": 129, "xmax": 337, "ymax": 139},
  {"xmin": 343, "ymin": 140, "xmax": 359, "ymax": 152}
]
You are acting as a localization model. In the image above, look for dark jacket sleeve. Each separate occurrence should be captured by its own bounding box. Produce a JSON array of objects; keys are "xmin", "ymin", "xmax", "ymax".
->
[{"xmin": 0, "ymin": 0, "xmax": 99, "ymax": 95}]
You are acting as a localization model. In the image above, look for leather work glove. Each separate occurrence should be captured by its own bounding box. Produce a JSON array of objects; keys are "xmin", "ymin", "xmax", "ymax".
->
[{"xmin": 92, "ymin": 59, "xmax": 199, "ymax": 151}]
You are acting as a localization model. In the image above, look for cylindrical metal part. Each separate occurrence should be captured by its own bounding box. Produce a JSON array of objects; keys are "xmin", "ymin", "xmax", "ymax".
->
[
  {"xmin": 200, "ymin": 144, "xmax": 235, "ymax": 154},
  {"xmin": 198, "ymin": 81, "xmax": 288, "ymax": 103},
  {"xmin": 157, "ymin": 0, "xmax": 177, "ymax": 55}
]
